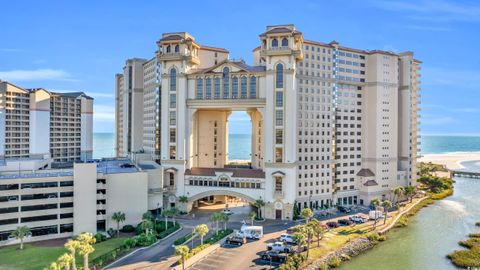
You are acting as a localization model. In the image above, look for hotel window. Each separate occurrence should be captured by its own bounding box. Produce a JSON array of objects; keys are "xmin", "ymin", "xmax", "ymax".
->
[
  {"xmin": 214, "ymin": 78, "xmax": 220, "ymax": 99},
  {"xmin": 275, "ymin": 147, "xmax": 283, "ymax": 163},
  {"xmin": 169, "ymin": 94, "xmax": 176, "ymax": 108},
  {"xmin": 272, "ymin": 38, "xmax": 278, "ymax": 47},
  {"xmin": 169, "ymin": 129, "xmax": 176, "ymax": 143},
  {"xmin": 222, "ymin": 67, "xmax": 230, "ymax": 98},
  {"xmin": 276, "ymin": 110, "xmax": 283, "ymax": 126},
  {"xmin": 276, "ymin": 91, "xmax": 283, "ymax": 107},
  {"xmin": 249, "ymin": 76, "xmax": 257, "ymax": 98},
  {"xmin": 196, "ymin": 78, "xmax": 203, "ymax": 99},
  {"xmin": 166, "ymin": 45, "xmax": 171, "ymax": 53},
  {"xmin": 205, "ymin": 77, "xmax": 212, "ymax": 99},
  {"xmin": 232, "ymin": 76, "xmax": 238, "ymax": 98},
  {"xmin": 169, "ymin": 68, "xmax": 176, "ymax": 91},
  {"xmin": 169, "ymin": 146, "xmax": 176, "ymax": 159},
  {"xmin": 281, "ymin": 38, "xmax": 288, "ymax": 47},
  {"xmin": 276, "ymin": 129, "xmax": 283, "ymax": 144},
  {"xmin": 169, "ymin": 111, "xmax": 176, "ymax": 125},
  {"xmin": 174, "ymin": 45, "xmax": 179, "ymax": 53},
  {"xmin": 240, "ymin": 76, "xmax": 247, "ymax": 98},
  {"xmin": 275, "ymin": 177, "xmax": 283, "ymax": 192},
  {"xmin": 276, "ymin": 63, "xmax": 284, "ymax": 88}
]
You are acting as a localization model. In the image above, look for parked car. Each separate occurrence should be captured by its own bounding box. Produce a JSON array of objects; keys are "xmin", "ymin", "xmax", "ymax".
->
[
  {"xmin": 222, "ymin": 209, "xmax": 233, "ymax": 215},
  {"xmin": 225, "ymin": 235, "xmax": 246, "ymax": 246},
  {"xmin": 338, "ymin": 219, "xmax": 354, "ymax": 226},
  {"xmin": 349, "ymin": 215, "xmax": 366, "ymax": 224},
  {"xmin": 279, "ymin": 234, "xmax": 297, "ymax": 245},
  {"xmin": 267, "ymin": 241, "xmax": 293, "ymax": 253},
  {"xmin": 326, "ymin": 221, "xmax": 339, "ymax": 228},
  {"xmin": 259, "ymin": 250, "xmax": 288, "ymax": 263},
  {"xmin": 337, "ymin": 205, "xmax": 352, "ymax": 213}
]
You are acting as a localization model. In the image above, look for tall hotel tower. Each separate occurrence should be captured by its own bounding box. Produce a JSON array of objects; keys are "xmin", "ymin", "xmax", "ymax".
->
[{"xmin": 115, "ymin": 25, "xmax": 421, "ymax": 219}]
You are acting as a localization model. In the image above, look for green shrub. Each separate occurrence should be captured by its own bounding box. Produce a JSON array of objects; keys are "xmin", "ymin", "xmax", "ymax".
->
[
  {"xmin": 158, "ymin": 223, "xmax": 180, "ymax": 239},
  {"xmin": 447, "ymin": 250, "xmax": 480, "ymax": 268},
  {"xmin": 107, "ymin": 228, "xmax": 116, "ymax": 237},
  {"xmin": 121, "ymin": 225, "xmax": 135, "ymax": 233},
  {"xmin": 318, "ymin": 263, "xmax": 328, "ymax": 270},
  {"xmin": 476, "ymin": 221, "xmax": 480, "ymax": 227},
  {"xmin": 204, "ymin": 229, "xmax": 233, "ymax": 244},
  {"xmin": 366, "ymin": 232, "xmax": 381, "ymax": 242},
  {"xmin": 122, "ymin": 237, "xmax": 137, "ymax": 249},
  {"xmin": 469, "ymin": 233, "xmax": 480, "ymax": 238},
  {"xmin": 155, "ymin": 221, "xmax": 176, "ymax": 233},
  {"xmin": 459, "ymin": 238, "xmax": 480, "ymax": 249},
  {"xmin": 94, "ymin": 233, "xmax": 107, "ymax": 243},
  {"xmin": 174, "ymin": 232, "xmax": 195, "ymax": 246},
  {"xmin": 135, "ymin": 233, "xmax": 157, "ymax": 246},
  {"xmin": 328, "ymin": 256, "xmax": 341, "ymax": 268}
]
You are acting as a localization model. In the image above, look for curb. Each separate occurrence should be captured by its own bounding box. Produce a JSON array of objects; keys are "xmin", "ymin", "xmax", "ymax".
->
[{"xmin": 102, "ymin": 225, "xmax": 183, "ymax": 270}]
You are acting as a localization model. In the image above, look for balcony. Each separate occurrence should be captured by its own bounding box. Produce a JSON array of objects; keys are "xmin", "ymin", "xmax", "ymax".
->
[
  {"xmin": 96, "ymin": 193, "xmax": 106, "ymax": 200},
  {"xmin": 97, "ymin": 214, "xmax": 106, "ymax": 220}
]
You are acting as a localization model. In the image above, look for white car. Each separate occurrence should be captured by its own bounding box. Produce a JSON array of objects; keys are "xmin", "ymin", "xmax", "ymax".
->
[
  {"xmin": 279, "ymin": 234, "xmax": 297, "ymax": 244},
  {"xmin": 267, "ymin": 241, "xmax": 293, "ymax": 253}
]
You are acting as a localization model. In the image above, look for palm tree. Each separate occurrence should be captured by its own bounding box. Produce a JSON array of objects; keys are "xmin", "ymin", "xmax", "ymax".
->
[
  {"xmin": 57, "ymin": 253, "xmax": 74, "ymax": 270},
  {"xmin": 141, "ymin": 219, "xmax": 154, "ymax": 235},
  {"xmin": 76, "ymin": 233, "xmax": 96, "ymax": 270},
  {"xmin": 294, "ymin": 224, "xmax": 314, "ymax": 258},
  {"xmin": 111, "ymin": 211, "xmax": 126, "ymax": 238},
  {"xmin": 392, "ymin": 186, "xmax": 405, "ymax": 206},
  {"xmin": 10, "ymin": 226, "xmax": 29, "ymax": 250},
  {"xmin": 404, "ymin": 186, "xmax": 416, "ymax": 203},
  {"xmin": 178, "ymin": 196, "xmax": 188, "ymax": 212},
  {"xmin": 370, "ymin": 198, "xmax": 381, "ymax": 230},
  {"xmin": 381, "ymin": 200, "xmax": 393, "ymax": 225},
  {"xmin": 220, "ymin": 213, "xmax": 229, "ymax": 231},
  {"xmin": 254, "ymin": 199, "xmax": 265, "ymax": 219},
  {"xmin": 211, "ymin": 212, "xmax": 222, "ymax": 235},
  {"xmin": 195, "ymin": 224, "xmax": 209, "ymax": 245},
  {"xmin": 142, "ymin": 211, "xmax": 154, "ymax": 221},
  {"xmin": 169, "ymin": 207, "xmax": 180, "ymax": 225},
  {"xmin": 64, "ymin": 239, "xmax": 80, "ymax": 270},
  {"xmin": 308, "ymin": 219, "xmax": 325, "ymax": 247},
  {"xmin": 300, "ymin": 207, "xmax": 314, "ymax": 223},
  {"xmin": 175, "ymin": 245, "xmax": 190, "ymax": 270},
  {"xmin": 247, "ymin": 211, "xmax": 256, "ymax": 225}
]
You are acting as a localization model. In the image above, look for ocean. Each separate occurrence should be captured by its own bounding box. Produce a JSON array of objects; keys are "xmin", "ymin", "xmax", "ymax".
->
[{"xmin": 92, "ymin": 134, "xmax": 480, "ymax": 159}]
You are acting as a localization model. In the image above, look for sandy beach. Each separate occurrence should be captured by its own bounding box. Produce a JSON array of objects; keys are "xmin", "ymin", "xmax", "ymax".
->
[{"xmin": 419, "ymin": 152, "xmax": 480, "ymax": 170}]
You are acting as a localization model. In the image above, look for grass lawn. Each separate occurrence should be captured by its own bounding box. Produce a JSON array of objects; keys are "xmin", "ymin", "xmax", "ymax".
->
[{"xmin": 0, "ymin": 237, "xmax": 127, "ymax": 270}]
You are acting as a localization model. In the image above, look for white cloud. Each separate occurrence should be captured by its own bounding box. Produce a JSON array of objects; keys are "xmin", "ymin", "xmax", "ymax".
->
[{"xmin": 0, "ymin": 69, "xmax": 76, "ymax": 82}]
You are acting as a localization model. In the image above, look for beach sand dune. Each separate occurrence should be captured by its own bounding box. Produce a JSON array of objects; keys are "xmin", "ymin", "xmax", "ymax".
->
[{"xmin": 420, "ymin": 153, "xmax": 480, "ymax": 170}]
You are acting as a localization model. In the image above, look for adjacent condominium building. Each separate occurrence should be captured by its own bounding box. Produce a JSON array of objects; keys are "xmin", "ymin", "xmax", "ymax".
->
[
  {"xmin": 115, "ymin": 24, "xmax": 421, "ymax": 219},
  {"xmin": 0, "ymin": 81, "xmax": 94, "ymax": 163}
]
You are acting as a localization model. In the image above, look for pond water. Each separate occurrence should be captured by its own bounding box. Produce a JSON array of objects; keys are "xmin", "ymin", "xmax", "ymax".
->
[{"xmin": 340, "ymin": 173, "xmax": 480, "ymax": 270}]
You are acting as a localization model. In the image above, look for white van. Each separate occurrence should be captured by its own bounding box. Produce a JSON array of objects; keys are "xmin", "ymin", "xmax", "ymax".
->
[{"xmin": 240, "ymin": 224, "xmax": 263, "ymax": 239}]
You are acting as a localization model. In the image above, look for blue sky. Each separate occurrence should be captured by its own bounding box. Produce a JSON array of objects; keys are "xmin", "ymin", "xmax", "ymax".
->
[{"xmin": 0, "ymin": 0, "xmax": 479, "ymax": 135}]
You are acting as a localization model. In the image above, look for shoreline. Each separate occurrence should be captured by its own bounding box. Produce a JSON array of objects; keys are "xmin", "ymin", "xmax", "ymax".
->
[{"xmin": 420, "ymin": 152, "xmax": 480, "ymax": 170}]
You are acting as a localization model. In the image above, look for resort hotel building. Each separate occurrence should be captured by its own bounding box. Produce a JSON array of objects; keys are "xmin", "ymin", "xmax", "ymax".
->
[{"xmin": 115, "ymin": 24, "xmax": 421, "ymax": 220}]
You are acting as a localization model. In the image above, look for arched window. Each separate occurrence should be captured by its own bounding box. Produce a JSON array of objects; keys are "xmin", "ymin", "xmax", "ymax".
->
[
  {"xmin": 232, "ymin": 76, "xmax": 238, "ymax": 98},
  {"xmin": 166, "ymin": 45, "xmax": 171, "ymax": 53},
  {"xmin": 281, "ymin": 38, "xmax": 288, "ymax": 47},
  {"xmin": 196, "ymin": 78, "xmax": 203, "ymax": 99},
  {"xmin": 174, "ymin": 45, "xmax": 179, "ymax": 53},
  {"xmin": 276, "ymin": 63, "xmax": 284, "ymax": 88},
  {"xmin": 222, "ymin": 67, "xmax": 230, "ymax": 98},
  {"xmin": 205, "ymin": 77, "xmax": 212, "ymax": 99},
  {"xmin": 249, "ymin": 76, "xmax": 257, "ymax": 98},
  {"xmin": 272, "ymin": 38, "xmax": 278, "ymax": 48},
  {"xmin": 169, "ymin": 68, "xmax": 177, "ymax": 91},
  {"xmin": 240, "ymin": 76, "xmax": 248, "ymax": 98}
]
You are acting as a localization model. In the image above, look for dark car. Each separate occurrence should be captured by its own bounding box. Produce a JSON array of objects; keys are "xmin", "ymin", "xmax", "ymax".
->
[
  {"xmin": 260, "ymin": 251, "xmax": 288, "ymax": 263},
  {"xmin": 338, "ymin": 219, "xmax": 354, "ymax": 226},
  {"xmin": 337, "ymin": 205, "xmax": 352, "ymax": 213},
  {"xmin": 225, "ymin": 235, "xmax": 246, "ymax": 246},
  {"xmin": 326, "ymin": 221, "xmax": 339, "ymax": 228}
]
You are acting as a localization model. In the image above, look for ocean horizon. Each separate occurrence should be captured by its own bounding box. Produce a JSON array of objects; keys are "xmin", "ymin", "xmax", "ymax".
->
[{"xmin": 92, "ymin": 133, "xmax": 480, "ymax": 160}]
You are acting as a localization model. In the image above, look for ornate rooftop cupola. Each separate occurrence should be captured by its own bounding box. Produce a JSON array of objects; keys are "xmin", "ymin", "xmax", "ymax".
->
[
  {"xmin": 156, "ymin": 32, "xmax": 200, "ymax": 66},
  {"xmin": 259, "ymin": 24, "xmax": 304, "ymax": 61}
]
